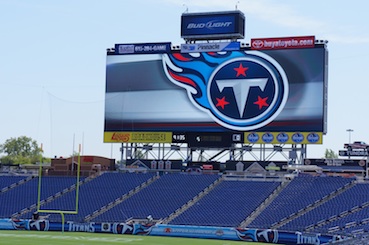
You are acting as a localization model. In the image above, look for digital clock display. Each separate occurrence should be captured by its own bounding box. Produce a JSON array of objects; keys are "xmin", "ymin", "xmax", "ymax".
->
[
  {"xmin": 200, "ymin": 135, "xmax": 222, "ymax": 142},
  {"xmin": 187, "ymin": 133, "xmax": 234, "ymax": 148}
]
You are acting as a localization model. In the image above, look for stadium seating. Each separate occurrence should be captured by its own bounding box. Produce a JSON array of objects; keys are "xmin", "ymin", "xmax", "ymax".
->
[
  {"xmin": 2, "ymin": 171, "xmax": 369, "ymax": 236},
  {"xmin": 91, "ymin": 173, "xmax": 220, "ymax": 222},
  {"xmin": 169, "ymin": 180, "xmax": 281, "ymax": 227},
  {"xmin": 0, "ymin": 176, "xmax": 29, "ymax": 190},
  {"xmin": 248, "ymin": 175, "xmax": 355, "ymax": 229},
  {"xmin": 40, "ymin": 172, "xmax": 156, "ymax": 222},
  {"xmin": 288, "ymin": 182, "xmax": 369, "ymax": 233},
  {"xmin": 0, "ymin": 176, "xmax": 83, "ymax": 218}
]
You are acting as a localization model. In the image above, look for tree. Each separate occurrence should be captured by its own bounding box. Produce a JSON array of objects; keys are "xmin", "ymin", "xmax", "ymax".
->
[
  {"xmin": 0, "ymin": 136, "xmax": 43, "ymax": 164},
  {"xmin": 325, "ymin": 149, "xmax": 338, "ymax": 159}
]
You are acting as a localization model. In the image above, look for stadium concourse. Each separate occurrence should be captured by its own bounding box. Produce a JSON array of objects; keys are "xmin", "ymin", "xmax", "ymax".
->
[{"xmin": 1, "ymin": 166, "xmax": 369, "ymax": 240}]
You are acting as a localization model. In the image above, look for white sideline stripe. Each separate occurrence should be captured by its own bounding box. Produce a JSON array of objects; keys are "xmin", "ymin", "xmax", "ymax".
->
[{"xmin": 0, "ymin": 233, "xmax": 143, "ymax": 243}]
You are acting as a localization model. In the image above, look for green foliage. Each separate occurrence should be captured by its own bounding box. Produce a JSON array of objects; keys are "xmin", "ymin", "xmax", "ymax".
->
[
  {"xmin": 0, "ymin": 136, "xmax": 43, "ymax": 164},
  {"xmin": 324, "ymin": 148, "xmax": 338, "ymax": 159},
  {"xmin": 69, "ymin": 151, "xmax": 80, "ymax": 157}
]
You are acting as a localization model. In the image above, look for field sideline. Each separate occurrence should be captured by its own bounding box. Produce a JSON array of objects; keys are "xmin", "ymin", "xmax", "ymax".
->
[{"xmin": 0, "ymin": 230, "xmax": 273, "ymax": 245}]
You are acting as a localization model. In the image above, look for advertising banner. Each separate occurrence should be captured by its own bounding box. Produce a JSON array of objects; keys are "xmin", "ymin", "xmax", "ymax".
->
[
  {"xmin": 305, "ymin": 158, "xmax": 367, "ymax": 170},
  {"xmin": 114, "ymin": 42, "xmax": 171, "ymax": 55},
  {"xmin": 339, "ymin": 150, "xmax": 368, "ymax": 157},
  {"xmin": 245, "ymin": 132, "xmax": 322, "ymax": 144},
  {"xmin": 181, "ymin": 42, "xmax": 240, "ymax": 53},
  {"xmin": 251, "ymin": 36, "xmax": 315, "ymax": 50},
  {"xmin": 181, "ymin": 11, "xmax": 245, "ymax": 40},
  {"xmin": 1, "ymin": 219, "xmax": 345, "ymax": 244},
  {"xmin": 104, "ymin": 132, "xmax": 172, "ymax": 143}
]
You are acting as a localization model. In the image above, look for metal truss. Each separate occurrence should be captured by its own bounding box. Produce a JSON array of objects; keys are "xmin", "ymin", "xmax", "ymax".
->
[{"xmin": 119, "ymin": 143, "xmax": 307, "ymax": 164}]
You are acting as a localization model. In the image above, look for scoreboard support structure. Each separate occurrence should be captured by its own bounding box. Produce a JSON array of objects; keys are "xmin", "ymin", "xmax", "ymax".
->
[
  {"xmin": 105, "ymin": 13, "xmax": 327, "ymax": 169},
  {"xmin": 119, "ymin": 143, "xmax": 307, "ymax": 166}
]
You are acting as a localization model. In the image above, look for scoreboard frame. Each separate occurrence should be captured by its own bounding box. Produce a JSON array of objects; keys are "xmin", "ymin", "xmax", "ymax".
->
[{"xmin": 104, "ymin": 43, "xmax": 328, "ymax": 147}]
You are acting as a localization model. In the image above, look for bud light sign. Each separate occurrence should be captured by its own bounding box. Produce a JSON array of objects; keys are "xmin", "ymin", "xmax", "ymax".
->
[{"xmin": 181, "ymin": 10, "xmax": 245, "ymax": 40}]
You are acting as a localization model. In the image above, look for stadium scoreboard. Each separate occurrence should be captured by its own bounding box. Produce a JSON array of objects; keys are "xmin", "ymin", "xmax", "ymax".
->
[{"xmin": 104, "ymin": 35, "xmax": 327, "ymax": 147}]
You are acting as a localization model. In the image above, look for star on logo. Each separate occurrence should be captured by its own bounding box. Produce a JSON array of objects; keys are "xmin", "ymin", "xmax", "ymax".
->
[
  {"xmin": 216, "ymin": 96, "xmax": 229, "ymax": 109},
  {"xmin": 234, "ymin": 63, "xmax": 249, "ymax": 77},
  {"xmin": 254, "ymin": 96, "xmax": 269, "ymax": 109}
]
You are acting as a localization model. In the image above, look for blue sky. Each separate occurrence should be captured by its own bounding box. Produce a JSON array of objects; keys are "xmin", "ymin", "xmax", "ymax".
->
[{"xmin": 1, "ymin": 0, "xmax": 369, "ymax": 161}]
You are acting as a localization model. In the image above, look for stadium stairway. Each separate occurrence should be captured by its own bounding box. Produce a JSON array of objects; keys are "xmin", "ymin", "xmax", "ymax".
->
[
  {"xmin": 239, "ymin": 178, "xmax": 291, "ymax": 228},
  {"xmin": 14, "ymin": 173, "xmax": 98, "ymax": 219},
  {"xmin": 159, "ymin": 175, "xmax": 224, "ymax": 224},
  {"xmin": 84, "ymin": 174, "xmax": 160, "ymax": 222}
]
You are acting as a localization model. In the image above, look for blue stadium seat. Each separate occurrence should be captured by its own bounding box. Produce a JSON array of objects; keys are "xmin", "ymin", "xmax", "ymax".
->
[
  {"xmin": 0, "ymin": 176, "xmax": 83, "ymax": 218},
  {"xmin": 40, "ymin": 172, "xmax": 156, "ymax": 222},
  {"xmin": 248, "ymin": 175, "xmax": 355, "ymax": 229},
  {"xmin": 91, "ymin": 173, "xmax": 220, "ymax": 222},
  {"xmin": 169, "ymin": 180, "xmax": 280, "ymax": 227}
]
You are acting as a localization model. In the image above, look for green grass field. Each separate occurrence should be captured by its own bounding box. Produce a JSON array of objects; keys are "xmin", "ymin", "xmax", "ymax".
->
[{"xmin": 0, "ymin": 230, "xmax": 272, "ymax": 245}]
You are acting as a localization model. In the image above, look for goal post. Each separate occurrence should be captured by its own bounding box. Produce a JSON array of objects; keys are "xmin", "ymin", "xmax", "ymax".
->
[{"xmin": 36, "ymin": 144, "xmax": 82, "ymax": 232}]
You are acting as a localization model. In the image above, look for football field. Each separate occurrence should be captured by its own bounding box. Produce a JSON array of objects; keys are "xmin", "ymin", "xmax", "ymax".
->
[{"xmin": 0, "ymin": 230, "xmax": 272, "ymax": 245}]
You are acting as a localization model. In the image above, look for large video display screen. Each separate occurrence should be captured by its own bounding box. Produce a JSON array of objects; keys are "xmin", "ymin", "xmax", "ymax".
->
[{"xmin": 104, "ymin": 45, "xmax": 328, "ymax": 145}]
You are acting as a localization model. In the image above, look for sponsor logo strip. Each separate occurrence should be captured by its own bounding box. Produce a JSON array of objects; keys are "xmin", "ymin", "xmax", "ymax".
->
[
  {"xmin": 104, "ymin": 132, "xmax": 172, "ymax": 143},
  {"xmin": 245, "ymin": 132, "xmax": 322, "ymax": 144},
  {"xmin": 181, "ymin": 42, "xmax": 240, "ymax": 53},
  {"xmin": 251, "ymin": 36, "xmax": 315, "ymax": 50},
  {"xmin": 115, "ymin": 42, "xmax": 171, "ymax": 54}
]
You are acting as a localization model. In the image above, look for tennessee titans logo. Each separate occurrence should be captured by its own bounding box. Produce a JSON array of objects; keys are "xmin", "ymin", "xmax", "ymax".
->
[
  {"xmin": 256, "ymin": 229, "xmax": 279, "ymax": 243},
  {"xmin": 235, "ymin": 228, "xmax": 256, "ymax": 241},
  {"xmin": 28, "ymin": 219, "xmax": 49, "ymax": 231},
  {"xmin": 112, "ymin": 223, "xmax": 133, "ymax": 234},
  {"xmin": 133, "ymin": 224, "xmax": 155, "ymax": 235},
  {"xmin": 11, "ymin": 219, "xmax": 27, "ymax": 230},
  {"xmin": 162, "ymin": 51, "xmax": 288, "ymax": 131}
]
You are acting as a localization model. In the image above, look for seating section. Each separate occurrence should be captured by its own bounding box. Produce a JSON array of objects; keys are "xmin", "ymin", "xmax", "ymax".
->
[
  {"xmin": 248, "ymin": 175, "xmax": 355, "ymax": 229},
  {"xmin": 2, "ymin": 172, "xmax": 369, "ymax": 235},
  {"xmin": 288, "ymin": 182, "xmax": 369, "ymax": 233},
  {"xmin": 340, "ymin": 218, "xmax": 369, "ymax": 234},
  {"xmin": 315, "ymin": 206, "xmax": 369, "ymax": 233},
  {"xmin": 0, "ymin": 176, "xmax": 28, "ymax": 190},
  {"xmin": 91, "ymin": 173, "xmax": 220, "ymax": 222},
  {"xmin": 40, "ymin": 172, "xmax": 156, "ymax": 222},
  {"xmin": 0, "ymin": 176, "xmax": 82, "ymax": 218},
  {"xmin": 169, "ymin": 180, "xmax": 280, "ymax": 227}
]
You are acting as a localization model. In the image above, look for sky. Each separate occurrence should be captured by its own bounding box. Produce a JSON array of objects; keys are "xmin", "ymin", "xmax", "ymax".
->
[{"xmin": 1, "ymin": 0, "xmax": 369, "ymax": 162}]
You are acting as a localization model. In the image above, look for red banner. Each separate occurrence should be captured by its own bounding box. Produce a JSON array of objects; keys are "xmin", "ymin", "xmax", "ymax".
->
[{"xmin": 251, "ymin": 36, "xmax": 315, "ymax": 50}]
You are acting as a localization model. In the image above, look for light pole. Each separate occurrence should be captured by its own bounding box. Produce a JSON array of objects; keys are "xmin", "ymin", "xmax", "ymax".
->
[{"xmin": 346, "ymin": 129, "xmax": 354, "ymax": 144}]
